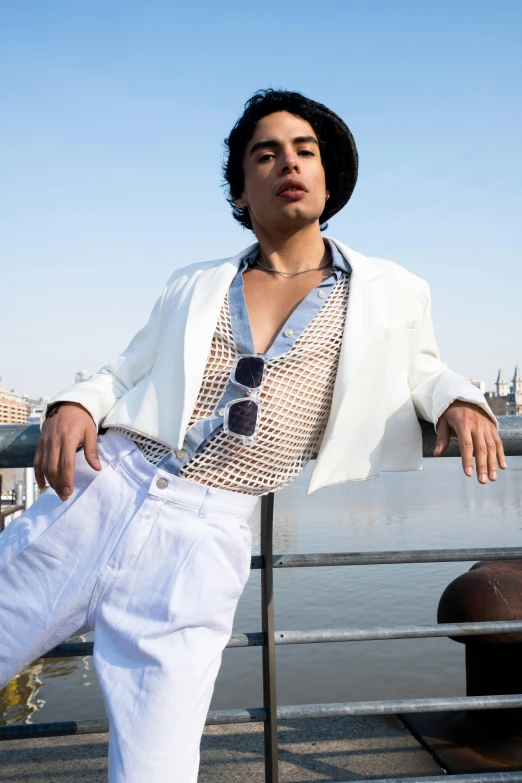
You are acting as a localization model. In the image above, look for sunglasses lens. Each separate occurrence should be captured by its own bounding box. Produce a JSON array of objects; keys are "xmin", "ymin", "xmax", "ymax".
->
[
  {"xmin": 227, "ymin": 400, "xmax": 258, "ymax": 437},
  {"xmin": 234, "ymin": 356, "xmax": 265, "ymax": 389}
]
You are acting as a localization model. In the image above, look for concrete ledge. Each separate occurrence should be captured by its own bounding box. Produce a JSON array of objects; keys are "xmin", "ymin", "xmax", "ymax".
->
[{"xmin": 0, "ymin": 715, "xmax": 442, "ymax": 781}]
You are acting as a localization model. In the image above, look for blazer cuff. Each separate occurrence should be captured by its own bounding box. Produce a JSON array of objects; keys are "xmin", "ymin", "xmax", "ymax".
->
[
  {"xmin": 432, "ymin": 380, "xmax": 498, "ymax": 432},
  {"xmin": 40, "ymin": 372, "xmax": 127, "ymax": 431}
]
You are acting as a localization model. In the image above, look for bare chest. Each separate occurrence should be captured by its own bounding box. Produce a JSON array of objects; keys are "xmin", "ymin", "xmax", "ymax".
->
[{"xmin": 242, "ymin": 268, "xmax": 330, "ymax": 354}]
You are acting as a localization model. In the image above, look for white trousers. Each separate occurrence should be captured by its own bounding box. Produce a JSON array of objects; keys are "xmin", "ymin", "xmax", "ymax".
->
[{"xmin": 0, "ymin": 429, "xmax": 258, "ymax": 782}]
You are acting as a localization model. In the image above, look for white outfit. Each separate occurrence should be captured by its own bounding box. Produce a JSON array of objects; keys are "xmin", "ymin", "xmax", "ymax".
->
[
  {"xmin": 2, "ymin": 238, "xmax": 496, "ymax": 781},
  {"xmin": 0, "ymin": 430, "xmax": 257, "ymax": 783},
  {"xmin": 117, "ymin": 272, "xmax": 351, "ymax": 494},
  {"xmin": 44, "ymin": 237, "xmax": 497, "ymax": 495}
]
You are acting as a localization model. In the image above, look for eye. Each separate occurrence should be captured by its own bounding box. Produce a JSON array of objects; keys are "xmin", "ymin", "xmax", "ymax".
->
[
  {"xmin": 299, "ymin": 149, "xmax": 315, "ymax": 156},
  {"xmin": 257, "ymin": 153, "xmax": 275, "ymax": 163}
]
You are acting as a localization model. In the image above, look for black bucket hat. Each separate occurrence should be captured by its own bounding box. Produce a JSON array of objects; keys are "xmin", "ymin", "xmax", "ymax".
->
[
  {"xmin": 310, "ymin": 99, "xmax": 359, "ymax": 223},
  {"xmin": 224, "ymin": 89, "xmax": 359, "ymax": 230}
]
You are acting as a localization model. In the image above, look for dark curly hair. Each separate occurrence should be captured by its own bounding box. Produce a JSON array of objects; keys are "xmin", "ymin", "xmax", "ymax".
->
[{"xmin": 223, "ymin": 88, "xmax": 358, "ymax": 231}]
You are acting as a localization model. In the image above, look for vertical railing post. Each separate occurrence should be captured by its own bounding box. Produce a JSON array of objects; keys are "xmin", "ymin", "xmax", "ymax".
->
[
  {"xmin": 260, "ymin": 492, "xmax": 279, "ymax": 782},
  {"xmin": 24, "ymin": 467, "xmax": 35, "ymax": 510}
]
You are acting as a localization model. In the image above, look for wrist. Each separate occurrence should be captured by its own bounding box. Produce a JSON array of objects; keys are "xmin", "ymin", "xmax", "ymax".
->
[{"xmin": 46, "ymin": 401, "xmax": 87, "ymax": 420}]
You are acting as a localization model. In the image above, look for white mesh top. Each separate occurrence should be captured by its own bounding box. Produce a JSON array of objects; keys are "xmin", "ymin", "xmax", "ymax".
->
[{"xmin": 116, "ymin": 273, "xmax": 350, "ymax": 495}]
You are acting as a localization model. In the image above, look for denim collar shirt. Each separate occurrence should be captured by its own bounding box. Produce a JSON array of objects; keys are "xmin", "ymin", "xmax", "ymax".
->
[{"xmin": 156, "ymin": 238, "xmax": 351, "ymax": 475}]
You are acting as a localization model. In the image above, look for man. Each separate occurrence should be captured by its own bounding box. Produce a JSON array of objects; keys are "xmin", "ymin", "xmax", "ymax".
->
[{"xmin": 0, "ymin": 89, "xmax": 506, "ymax": 782}]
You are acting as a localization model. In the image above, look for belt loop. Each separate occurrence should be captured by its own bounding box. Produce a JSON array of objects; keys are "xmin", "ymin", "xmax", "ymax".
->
[
  {"xmin": 112, "ymin": 446, "xmax": 135, "ymax": 470},
  {"xmin": 198, "ymin": 487, "xmax": 215, "ymax": 519}
]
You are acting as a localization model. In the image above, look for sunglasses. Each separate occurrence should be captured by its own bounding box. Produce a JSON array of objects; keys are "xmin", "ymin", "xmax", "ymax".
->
[{"xmin": 222, "ymin": 354, "xmax": 267, "ymax": 446}]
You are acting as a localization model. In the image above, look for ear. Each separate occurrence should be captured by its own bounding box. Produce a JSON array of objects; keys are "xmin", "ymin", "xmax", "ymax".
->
[{"xmin": 325, "ymin": 189, "xmax": 331, "ymax": 201}]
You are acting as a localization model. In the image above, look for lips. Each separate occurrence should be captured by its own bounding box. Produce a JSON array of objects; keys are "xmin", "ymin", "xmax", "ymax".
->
[{"xmin": 276, "ymin": 178, "xmax": 308, "ymax": 197}]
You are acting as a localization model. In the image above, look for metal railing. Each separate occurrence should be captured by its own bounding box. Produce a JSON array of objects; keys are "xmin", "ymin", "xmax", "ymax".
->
[{"xmin": 0, "ymin": 418, "xmax": 522, "ymax": 783}]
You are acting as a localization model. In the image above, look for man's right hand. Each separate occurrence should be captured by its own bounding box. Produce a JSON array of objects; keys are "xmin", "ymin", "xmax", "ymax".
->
[{"xmin": 34, "ymin": 403, "xmax": 102, "ymax": 501}]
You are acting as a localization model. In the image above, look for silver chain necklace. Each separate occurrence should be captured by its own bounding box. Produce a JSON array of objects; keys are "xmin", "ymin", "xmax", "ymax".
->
[{"xmin": 255, "ymin": 251, "xmax": 332, "ymax": 277}]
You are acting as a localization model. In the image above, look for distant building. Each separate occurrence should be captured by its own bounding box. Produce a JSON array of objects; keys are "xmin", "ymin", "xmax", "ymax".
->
[
  {"xmin": 484, "ymin": 392, "xmax": 508, "ymax": 416},
  {"xmin": 470, "ymin": 379, "xmax": 486, "ymax": 394},
  {"xmin": 484, "ymin": 366, "xmax": 522, "ymax": 416},
  {"xmin": 495, "ymin": 369, "xmax": 510, "ymax": 397},
  {"xmin": 0, "ymin": 387, "xmax": 28, "ymax": 424},
  {"xmin": 75, "ymin": 370, "xmax": 91, "ymax": 384},
  {"xmin": 27, "ymin": 406, "xmax": 45, "ymax": 424},
  {"xmin": 22, "ymin": 395, "xmax": 52, "ymax": 425}
]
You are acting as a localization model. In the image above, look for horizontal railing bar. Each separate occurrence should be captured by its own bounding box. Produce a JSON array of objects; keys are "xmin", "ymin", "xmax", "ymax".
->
[
  {"xmin": 250, "ymin": 546, "xmax": 522, "ymax": 569},
  {"xmin": 42, "ymin": 633, "xmax": 265, "ymax": 658},
  {"xmin": 0, "ymin": 719, "xmax": 110, "ymax": 740},
  {"xmin": 276, "ymin": 693, "xmax": 522, "ymax": 719},
  {"xmin": 43, "ymin": 642, "xmax": 94, "ymax": 658},
  {"xmin": 18, "ymin": 550, "xmax": 522, "ymax": 583},
  {"xmin": 2, "ymin": 693, "xmax": 521, "ymax": 740},
  {"xmin": 205, "ymin": 707, "xmax": 265, "ymax": 725},
  {"xmin": 352, "ymin": 774, "xmax": 522, "ymax": 783},
  {"xmin": 43, "ymin": 620, "xmax": 522, "ymax": 658},
  {"xmin": 226, "ymin": 632, "xmax": 264, "ymax": 647},
  {"xmin": 2, "ymin": 418, "xmax": 522, "ymax": 470},
  {"xmin": 275, "ymin": 620, "xmax": 522, "ymax": 644},
  {"xmin": 3, "ymin": 419, "xmax": 522, "ymax": 469},
  {"xmin": 0, "ymin": 709, "xmax": 266, "ymax": 740}
]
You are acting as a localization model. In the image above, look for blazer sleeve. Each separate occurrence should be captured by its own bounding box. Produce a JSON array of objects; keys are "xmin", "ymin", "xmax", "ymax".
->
[
  {"xmin": 41, "ymin": 270, "xmax": 181, "ymax": 430},
  {"xmin": 408, "ymin": 281, "xmax": 498, "ymax": 431}
]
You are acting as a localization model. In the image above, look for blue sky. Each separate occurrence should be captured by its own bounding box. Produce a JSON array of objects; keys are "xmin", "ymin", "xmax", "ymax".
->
[{"xmin": 1, "ymin": 0, "xmax": 521, "ymax": 399}]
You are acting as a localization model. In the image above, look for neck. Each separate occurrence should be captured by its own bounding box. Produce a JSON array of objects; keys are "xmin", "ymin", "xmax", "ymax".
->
[{"xmin": 254, "ymin": 223, "xmax": 328, "ymax": 275}]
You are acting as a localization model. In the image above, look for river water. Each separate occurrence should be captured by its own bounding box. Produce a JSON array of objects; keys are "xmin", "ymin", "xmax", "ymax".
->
[{"xmin": 1, "ymin": 457, "xmax": 521, "ymax": 725}]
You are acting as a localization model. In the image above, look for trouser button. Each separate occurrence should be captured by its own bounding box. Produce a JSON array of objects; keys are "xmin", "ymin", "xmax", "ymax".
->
[{"xmin": 156, "ymin": 478, "xmax": 168, "ymax": 490}]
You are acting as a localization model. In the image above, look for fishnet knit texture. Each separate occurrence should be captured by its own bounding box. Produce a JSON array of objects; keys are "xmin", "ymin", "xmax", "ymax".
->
[{"xmin": 116, "ymin": 273, "xmax": 350, "ymax": 495}]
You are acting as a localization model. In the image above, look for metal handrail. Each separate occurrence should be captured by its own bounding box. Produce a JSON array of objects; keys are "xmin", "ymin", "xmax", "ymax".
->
[
  {"xmin": 0, "ymin": 504, "xmax": 24, "ymax": 522},
  {"xmin": 1, "ymin": 416, "xmax": 521, "ymax": 468},
  {"xmin": 3, "ymin": 692, "xmax": 522, "ymax": 740},
  {"xmin": 256, "ymin": 546, "xmax": 522, "ymax": 568},
  {"xmin": 39, "ymin": 618, "xmax": 522, "ymax": 659},
  {"xmin": 0, "ymin": 418, "xmax": 521, "ymax": 783}
]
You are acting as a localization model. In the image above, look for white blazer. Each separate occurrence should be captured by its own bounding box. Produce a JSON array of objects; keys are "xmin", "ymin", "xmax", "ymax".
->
[{"xmin": 45, "ymin": 238, "xmax": 496, "ymax": 495}]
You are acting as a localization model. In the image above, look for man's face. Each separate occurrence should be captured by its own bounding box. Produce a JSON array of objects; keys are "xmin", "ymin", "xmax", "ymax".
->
[{"xmin": 239, "ymin": 111, "xmax": 329, "ymax": 234}]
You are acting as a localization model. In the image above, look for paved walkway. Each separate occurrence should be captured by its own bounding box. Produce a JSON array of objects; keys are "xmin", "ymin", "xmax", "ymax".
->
[{"xmin": 0, "ymin": 715, "xmax": 442, "ymax": 781}]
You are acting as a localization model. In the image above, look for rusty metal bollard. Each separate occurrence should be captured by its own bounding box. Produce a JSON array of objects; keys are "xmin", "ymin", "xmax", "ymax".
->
[
  {"xmin": 436, "ymin": 559, "xmax": 522, "ymax": 765},
  {"xmin": 401, "ymin": 559, "xmax": 522, "ymax": 772}
]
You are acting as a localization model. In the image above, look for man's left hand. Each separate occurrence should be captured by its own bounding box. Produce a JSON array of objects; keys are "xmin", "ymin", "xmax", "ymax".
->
[{"xmin": 435, "ymin": 401, "xmax": 507, "ymax": 483}]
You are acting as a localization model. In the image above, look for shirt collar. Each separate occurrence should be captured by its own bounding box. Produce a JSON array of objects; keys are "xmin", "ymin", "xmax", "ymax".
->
[{"xmin": 239, "ymin": 237, "xmax": 351, "ymax": 277}]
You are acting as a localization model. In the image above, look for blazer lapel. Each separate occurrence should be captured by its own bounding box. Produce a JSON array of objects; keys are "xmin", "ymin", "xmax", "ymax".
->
[
  {"xmin": 178, "ymin": 242, "xmax": 258, "ymax": 448},
  {"xmin": 308, "ymin": 240, "xmax": 386, "ymax": 492},
  {"xmin": 328, "ymin": 239, "xmax": 384, "ymax": 389}
]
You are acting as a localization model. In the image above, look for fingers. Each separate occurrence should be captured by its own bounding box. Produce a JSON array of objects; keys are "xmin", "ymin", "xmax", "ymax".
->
[
  {"xmin": 32, "ymin": 404, "xmax": 101, "ymax": 501},
  {"xmin": 33, "ymin": 446, "xmax": 46, "ymax": 491},
  {"xmin": 493, "ymin": 430, "xmax": 508, "ymax": 470},
  {"xmin": 442, "ymin": 403, "xmax": 508, "ymax": 485},
  {"xmin": 459, "ymin": 432, "xmax": 475, "ymax": 478},
  {"xmin": 458, "ymin": 425, "xmax": 506, "ymax": 484},
  {"xmin": 37, "ymin": 436, "xmax": 77, "ymax": 501},
  {"xmin": 434, "ymin": 417, "xmax": 450, "ymax": 456},
  {"xmin": 486, "ymin": 435, "xmax": 499, "ymax": 482},
  {"xmin": 45, "ymin": 436, "xmax": 65, "ymax": 499},
  {"xmin": 472, "ymin": 431, "xmax": 490, "ymax": 484},
  {"xmin": 83, "ymin": 427, "xmax": 102, "ymax": 471},
  {"xmin": 57, "ymin": 444, "xmax": 76, "ymax": 500}
]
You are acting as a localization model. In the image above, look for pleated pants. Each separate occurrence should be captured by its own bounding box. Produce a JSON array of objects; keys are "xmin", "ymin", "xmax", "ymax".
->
[{"xmin": 0, "ymin": 429, "xmax": 258, "ymax": 782}]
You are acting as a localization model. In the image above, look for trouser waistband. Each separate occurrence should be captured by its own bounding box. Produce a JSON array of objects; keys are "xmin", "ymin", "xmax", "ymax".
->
[{"xmin": 102, "ymin": 429, "xmax": 260, "ymax": 519}]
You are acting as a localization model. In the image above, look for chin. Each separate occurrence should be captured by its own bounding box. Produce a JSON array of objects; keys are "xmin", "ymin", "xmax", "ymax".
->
[
  {"xmin": 273, "ymin": 205, "xmax": 322, "ymax": 228},
  {"xmin": 252, "ymin": 206, "xmax": 323, "ymax": 236}
]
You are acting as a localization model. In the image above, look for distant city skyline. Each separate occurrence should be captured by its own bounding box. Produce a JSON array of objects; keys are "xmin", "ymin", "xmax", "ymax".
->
[{"xmin": 2, "ymin": 363, "xmax": 520, "ymax": 408}]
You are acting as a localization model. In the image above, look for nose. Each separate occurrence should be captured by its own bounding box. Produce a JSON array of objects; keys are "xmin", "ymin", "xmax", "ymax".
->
[{"xmin": 277, "ymin": 147, "xmax": 300, "ymax": 176}]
